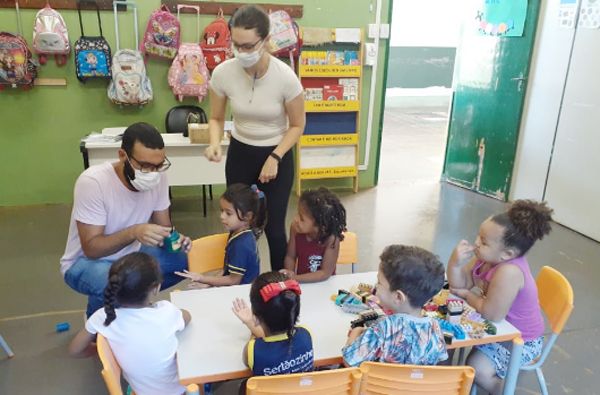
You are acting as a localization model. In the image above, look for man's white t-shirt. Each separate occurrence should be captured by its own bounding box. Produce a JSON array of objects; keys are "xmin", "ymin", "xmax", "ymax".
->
[
  {"xmin": 86, "ymin": 300, "xmax": 186, "ymax": 395},
  {"xmin": 210, "ymin": 56, "xmax": 303, "ymax": 147},
  {"xmin": 60, "ymin": 162, "xmax": 170, "ymax": 275}
]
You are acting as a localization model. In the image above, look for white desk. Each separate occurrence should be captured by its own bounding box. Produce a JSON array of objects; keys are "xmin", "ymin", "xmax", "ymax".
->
[{"xmin": 170, "ymin": 272, "xmax": 522, "ymax": 393}]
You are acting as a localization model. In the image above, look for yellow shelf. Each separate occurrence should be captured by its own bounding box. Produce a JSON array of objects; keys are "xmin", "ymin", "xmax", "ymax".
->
[
  {"xmin": 300, "ymin": 166, "xmax": 358, "ymax": 180},
  {"xmin": 305, "ymin": 100, "xmax": 359, "ymax": 112},
  {"xmin": 299, "ymin": 65, "xmax": 361, "ymax": 77},
  {"xmin": 301, "ymin": 134, "xmax": 358, "ymax": 146}
]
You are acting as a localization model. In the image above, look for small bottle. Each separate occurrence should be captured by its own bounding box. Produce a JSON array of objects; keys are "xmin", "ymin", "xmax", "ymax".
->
[
  {"xmin": 56, "ymin": 322, "xmax": 70, "ymax": 332},
  {"xmin": 164, "ymin": 228, "xmax": 182, "ymax": 253}
]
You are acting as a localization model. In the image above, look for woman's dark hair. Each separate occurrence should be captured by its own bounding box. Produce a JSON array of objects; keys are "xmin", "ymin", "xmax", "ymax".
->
[
  {"xmin": 379, "ymin": 245, "xmax": 445, "ymax": 309},
  {"xmin": 230, "ymin": 5, "xmax": 270, "ymax": 39},
  {"xmin": 103, "ymin": 252, "xmax": 162, "ymax": 326},
  {"xmin": 299, "ymin": 188, "xmax": 347, "ymax": 244},
  {"xmin": 250, "ymin": 272, "xmax": 300, "ymax": 339},
  {"xmin": 222, "ymin": 183, "xmax": 267, "ymax": 238},
  {"xmin": 491, "ymin": 199, "xmax": 553, "ymax": 257},
  {"xmin": 121, "ymin": 122, "xmax": 164, "ymax": 157}
]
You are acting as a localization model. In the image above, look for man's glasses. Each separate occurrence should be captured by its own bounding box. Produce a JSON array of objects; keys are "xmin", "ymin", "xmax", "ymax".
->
[
  {"xmin": 127, "ymin": 154, "xmax": 171, "ymax": 173},
  {"xmin": 231, "ymin": 39, "xmax": 263, "ymax": 51}
]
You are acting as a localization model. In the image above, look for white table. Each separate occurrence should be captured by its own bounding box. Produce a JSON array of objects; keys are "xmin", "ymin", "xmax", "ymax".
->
[
  {"xmin": 170, "ymin": 272, "xmax": 523, "ymax": 394},
  {"xmin": 80, "ymin": 133, "xmax": 228, "ymax": 216}
]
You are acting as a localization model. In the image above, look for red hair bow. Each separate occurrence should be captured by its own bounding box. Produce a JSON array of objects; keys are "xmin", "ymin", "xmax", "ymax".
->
[{"xmin": 260, "ymin": 280, "xmax": 302, "ymax": 302}]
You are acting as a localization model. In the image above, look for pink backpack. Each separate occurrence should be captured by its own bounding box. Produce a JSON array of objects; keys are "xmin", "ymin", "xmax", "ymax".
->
[
  {"xmin": 268, "ymin": 10, "xmax": 301, "ymax": 68},
  {"xmin": 167, "ymin": 5, "xmax": 209, "ymax": 102},
  {"xmin": 141, "ymin": 5, "xmax": 180, "ymax": 60},
  {"xmin": 32, "ymin": 4, "xmax": 70, "ymax": 66}
]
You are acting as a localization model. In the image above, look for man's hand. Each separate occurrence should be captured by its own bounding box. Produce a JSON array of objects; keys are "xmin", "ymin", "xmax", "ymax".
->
[
  {"xmin": 179, "ymin": 234, "xmax": 192, "ymax": 253},
  {"xmin": 133, "ymin": 224, "xmax": 171, "ymax": 247}
]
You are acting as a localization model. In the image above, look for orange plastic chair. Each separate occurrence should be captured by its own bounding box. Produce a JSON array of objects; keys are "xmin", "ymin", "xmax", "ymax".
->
[
  {"xmin": 246, "ymin": 367, "xmax": 362, "ymax": 395},
  {"xmin": 519, "ymin": 266, "xmax": 574, "ymax": 395},
  {"xmin": 187, "ymin": 233, "xmax": 229, "ymax": 274},
  {"xmin": 338, "ymin": 231, "xmax": 358, "ymax": 273},
  {"xmin": 359, "ymin": 362, "xmax": 475, "ymax": 395},
  {"xmin": 97, "ymin": 334, "xmax": 200, "ymax": 395}
]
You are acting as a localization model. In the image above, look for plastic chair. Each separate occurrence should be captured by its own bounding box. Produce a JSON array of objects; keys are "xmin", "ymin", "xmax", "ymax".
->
[
  {"xmin": 338, "ymin": 231, "xmax": 358, "ymax": 273},
  {"xmin": 187, "ymin": 233, "xmax": 229, "ymax": 274},
  {"xmin": 246, "ymin": 367, "xmax": 362, "ymax": 395},
  {"xmin": 359, "ymin": 362, "xmax": 475, "ymax": 395},
  {"xmin": 0, "ymin": 333, "xmax": 15, "ymax": 358},
  {"xmin": 165, "ymin": 105, "xmax": 213, "ymax": 217},
  {"xmin": 519, "ymin": 266, "xmax": 574, "ymax": 395},
  {"xmin": 97, "ymin": 334, "xmax": 201, "ymax": 395}
]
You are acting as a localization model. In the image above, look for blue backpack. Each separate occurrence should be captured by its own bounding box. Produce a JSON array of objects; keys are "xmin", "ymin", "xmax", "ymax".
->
[{"xmin": 74, "ymin": 1, "xmax": 111, "ymax": 82}]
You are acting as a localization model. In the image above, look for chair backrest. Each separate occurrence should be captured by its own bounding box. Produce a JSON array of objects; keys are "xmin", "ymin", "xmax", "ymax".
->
[
  {"xmin": 187, "ymin": 233, "xmax": 228, "ymax": 274},
  {"xmin": 536, "ymin": 266, "xmax": 574, "ymax": 334},
  {"xmin": 359, "ymin": 362, "xmax": 475, "ymax": 395},
  {"xmin": 246, "ymin": 367, "xmax": 362, "ymax": 395},
  {"xmin": 165, "ymin": 105, "xmax": 207, "ymax": 134},
  {"xmin": 337, "ymin": 231, "xmax": 358, "ymax": 265},
  {"xmin": 97, "ymin": 334, "xmax": 127, "ymax": 395}
]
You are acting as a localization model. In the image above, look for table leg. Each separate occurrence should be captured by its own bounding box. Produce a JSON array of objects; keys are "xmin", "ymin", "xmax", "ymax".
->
[
  {"xmin": 502, "ymin": 336, "xmax": 524, "ymax": 395},
  {"xmin": 202, "ymin": 185, "xmax": 207, "ymax": 217}
]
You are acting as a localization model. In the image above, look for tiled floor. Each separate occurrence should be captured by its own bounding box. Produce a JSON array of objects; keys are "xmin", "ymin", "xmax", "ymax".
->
[{"xmin": 1, "ymin": 107, "xmax": 598, "ymax": 395}]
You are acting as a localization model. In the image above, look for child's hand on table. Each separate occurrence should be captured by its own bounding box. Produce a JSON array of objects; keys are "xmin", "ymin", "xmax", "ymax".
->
[
  {"xmin": 451, "ymin": 240, "xmax": 476, "ymax": 267},
  {"xmin": 175, "ymin": 270, "xmax": 203, "ymax": 282},
  {"xmin": 449, "ymin": 288, "xmax": 470, "ymax": 298},
  {"xmin": 232, "ymin": 298, "xmax": 255, "ymax": 325},
  {"xmin": 279, "ymin": 269, "xmax": 296, "ymax": 279}
]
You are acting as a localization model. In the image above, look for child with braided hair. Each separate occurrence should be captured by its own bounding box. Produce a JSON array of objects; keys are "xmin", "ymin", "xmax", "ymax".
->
[
  {"xmin": 69, "ymin": 252, "xmax": 191, "ymax": 395},
  {"xmin": 280, "ymin": 187, "xmax": 347, "ymax": 283},
  {"xmin": 447, "ymin": 200, "xmax": 554, "ymax": 394}
]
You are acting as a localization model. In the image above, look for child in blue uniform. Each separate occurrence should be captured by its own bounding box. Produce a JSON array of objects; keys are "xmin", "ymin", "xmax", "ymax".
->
[
  {"xmin": 232, "ymin": 271, "xmax": 314, "ymax": 376},
  {"xmin": 176, "ymin": 184, "xmax": 266, "ymax": 286}
]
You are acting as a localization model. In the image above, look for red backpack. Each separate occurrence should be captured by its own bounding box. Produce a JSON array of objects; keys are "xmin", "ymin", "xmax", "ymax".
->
[{"xmin": 200, "ymin": 11, "xmax": 232, "ymax": 72}]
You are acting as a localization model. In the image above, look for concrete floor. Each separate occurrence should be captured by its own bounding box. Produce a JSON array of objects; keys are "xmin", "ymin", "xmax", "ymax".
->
[{"xmin": 1, "ymin": 107, "xmax": 599, "ymax": 395}]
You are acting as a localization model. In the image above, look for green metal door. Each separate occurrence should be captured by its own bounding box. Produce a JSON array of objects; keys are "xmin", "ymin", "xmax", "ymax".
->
[{"xmin": 443, "ymin": 0, "xmax": 541, "ymax": 201}]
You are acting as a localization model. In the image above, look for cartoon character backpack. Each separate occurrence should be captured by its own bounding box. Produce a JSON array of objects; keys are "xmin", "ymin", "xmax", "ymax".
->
[
  {"xmin": 107, "ymin": 1, "xmax": 152, "ymax": 106},
  {"xmin": 74, "ymin": 0, "xmax": 111, "ymax": 82},
  {"xmin": 32, "ymin": 3, "xmax": 70, "ymax": 66},
  {"xmin": 167, "ymin": 5, "xmax": 209, "ymax": 102},
  {"xmin": 200, "ymin": 10, "xmax": 232, "ymax": 72},
  {"xmin": 0, "ymin": 1, "xmax": 38, "ymax": 90},
  {"xmin": 141, "ymin": 4, "xmax": 180, "ymax": 60},
  {"xmin": 268, "ymin": 10, "xmax": 301, "ymax": 69}
]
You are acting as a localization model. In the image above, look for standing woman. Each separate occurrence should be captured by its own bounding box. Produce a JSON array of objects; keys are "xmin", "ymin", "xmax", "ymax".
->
[{"xmin": 205, "ymin": 5, "xmax": 305, "ymax": 271}]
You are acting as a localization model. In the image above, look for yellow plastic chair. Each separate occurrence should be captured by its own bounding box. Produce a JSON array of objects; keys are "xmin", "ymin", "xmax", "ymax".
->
[
  {"xmin": 246, "ymin": 367, "xmax": 362, "ymax": 395},
  {"xmin": 359, "ymin": 362, "xmax": 475, "ymax": 395},
  {"xmin": 97, "ymin": 334, "xmax": 200, "ymax": 395},
  {"xmin": 338, "ymin": 231, "xmax": 358, "ymax": 273},
  {"xmin": 519, "ymin": 266, "xmax": 574, "ymax": 395},
  {"xmin": 187, "ymin": 233, "xmax": 229, "ymax": 274}
]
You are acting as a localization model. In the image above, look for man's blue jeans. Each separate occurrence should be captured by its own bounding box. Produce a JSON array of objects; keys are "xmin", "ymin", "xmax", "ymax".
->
[{"xmin": 64, "ymin": 246, "xmax": 188, "ymax": 317}]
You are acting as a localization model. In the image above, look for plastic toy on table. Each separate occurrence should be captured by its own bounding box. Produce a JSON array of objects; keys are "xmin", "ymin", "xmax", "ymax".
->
[{"xmin": 350, "ymin": 309, "xmax": 385, "ymax": 329}]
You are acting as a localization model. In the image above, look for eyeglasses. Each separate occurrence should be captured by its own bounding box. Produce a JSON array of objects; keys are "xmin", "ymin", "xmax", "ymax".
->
[
  {"xmin": 231, "ymin": 38, "xmax": 263, "ymax": 51},
  {"xmin": 127, "ymin": 154, "xmax": 171, "ymax": 173}
]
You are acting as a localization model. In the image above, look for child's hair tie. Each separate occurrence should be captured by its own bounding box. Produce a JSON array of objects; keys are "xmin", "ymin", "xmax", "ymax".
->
[
  {"xmin": 250, "ymin": 184, "xmax": 265, "ymax": 199},
  {"xmin": 260, "ymin": 280, "xmax": 301, "ymax": 302}
]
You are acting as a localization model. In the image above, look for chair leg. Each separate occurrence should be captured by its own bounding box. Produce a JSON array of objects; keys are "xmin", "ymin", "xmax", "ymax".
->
[
  {"xmin": 202, "ymin": 185, "xmax": 207, "ymax": 217},
  {"xmin": 0, "ymin": 334, "xmax": 15, "ymax": 358},
  {"xmin": 457, "ymin": 347, "xmax": 466, "ymax": 365},
  {"xmin": 352, "ymin": 263, "xmax": 356, "ymax": 273},
  {"xmin": 470, "ymin": 383, "xmax": 477, "ymax": 395},
  {"xmin": 535, "ymin": 367, "xmax": 549, "ymax": 395},
  {"xmin": 209, "ymin": 185, "xmax": 213, "ymax": 200}
]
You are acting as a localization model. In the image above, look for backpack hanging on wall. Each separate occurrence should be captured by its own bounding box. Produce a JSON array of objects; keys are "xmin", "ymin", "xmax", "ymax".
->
[
  {"xmin": 200, "ymin": 9, "xmax": 232, "ymax": 72},
  {"xmin": 0, "ymin": 0, "xmax": 38, "ymax": 91},
  {"xmin": 74, "ymin": 0, "xmax": 111, "ymax": 82},
  {"xmin": 32, "ymin": 2, "xmax": 70, "ymax": 66},
  {"xmin": 268, "ymin": 10, "xmax": 302, "ymax": 69},
  {"xmin": 141, "ymin": 4, "xmax": 180, "ymax": 60},
  {"xmin": 107, "ymin": 0, "xmax": 152, "ymax": 107},
  {"xmin": 167, "ymin": 4, "xmax": 209, "ymax": 102}
]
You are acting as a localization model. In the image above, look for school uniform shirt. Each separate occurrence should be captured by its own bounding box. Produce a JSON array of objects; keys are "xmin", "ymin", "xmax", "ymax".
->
[
  {"xmin": 295, "ymin": 233, "xmax": 336, "ymax": 275},
  {"xmin": 342, "ymin": 313, "xmax": 448, "ymax": 367},
  {"xmin": 223, "ymin": 229, "xmax": 260, "ymax": 284},
  {"xmin": 248, "ymin": 326, "xmax": 314, "ymax": 376},
  {"xmin": 85, "ymin": 300, "xmax": 186, "ymax": 395}
]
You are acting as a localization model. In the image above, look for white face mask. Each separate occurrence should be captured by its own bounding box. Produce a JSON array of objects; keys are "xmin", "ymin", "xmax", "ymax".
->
[
  {"xmin": 129, "ymin": 168, "xmax": 161, "ymax": 192},
  {"xmin": 233, "ymin": 41, "xmax": 264, "ymax": 68}
]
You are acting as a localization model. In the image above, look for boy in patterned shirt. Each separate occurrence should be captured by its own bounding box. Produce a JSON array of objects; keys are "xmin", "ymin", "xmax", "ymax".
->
[{"xmin": 342, "ymin": 245, "xmax": 448, "ymax": 366}]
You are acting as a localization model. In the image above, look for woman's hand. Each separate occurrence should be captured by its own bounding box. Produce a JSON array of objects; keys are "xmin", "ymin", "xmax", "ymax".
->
[
  {"xmin": 232, "ymin": 298, "xmax": 255, "ymax": 325},
  {"xmin": 204, "ymin": 144, "xmax": 222, "ymax": 162},
  {"xmin": 450, "ymin": 240, "xmax": 476, "ymax": 267},
  {"xmin": 258, "ymin": 156, "xmax": 279, "ymax": 183}
]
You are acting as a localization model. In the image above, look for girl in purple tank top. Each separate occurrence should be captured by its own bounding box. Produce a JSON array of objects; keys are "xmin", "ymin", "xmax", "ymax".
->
[
  {"xmin": 447, "ymin": 200, "xmax": 554, "ymax": 394},
  {"xmin": 280, "ymin": 188, "xmax": 346, "ymax": 283}
]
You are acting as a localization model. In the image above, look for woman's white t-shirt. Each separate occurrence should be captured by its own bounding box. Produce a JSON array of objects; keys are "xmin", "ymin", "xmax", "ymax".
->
[
  {"xmin": 210, "ymin": 56, "xmax": 303, "ymax": 147},
  {"xmin": 86, "ymin": 301, "xmax": 186, "ymax": 395}
]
